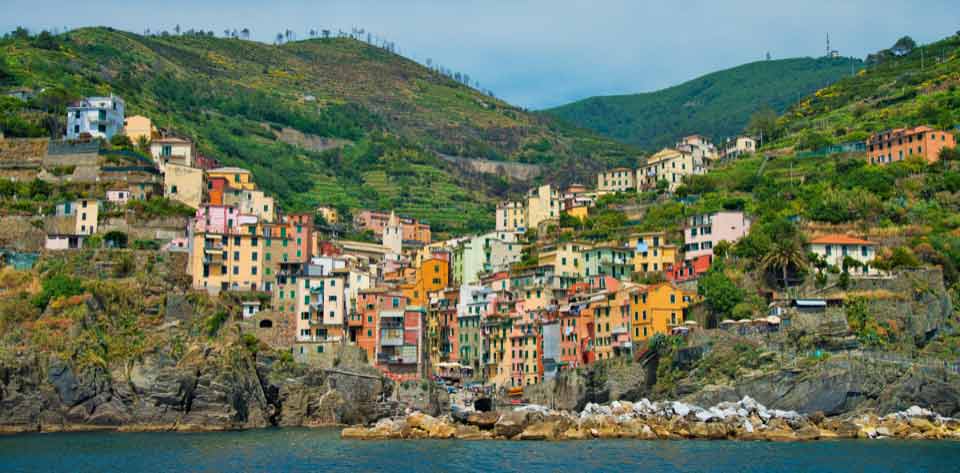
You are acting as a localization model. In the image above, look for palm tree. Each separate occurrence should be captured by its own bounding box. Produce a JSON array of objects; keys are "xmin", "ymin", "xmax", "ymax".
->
[{"xmin": 761, "ymin": 238, "xmax": 807, "ymax": 288}]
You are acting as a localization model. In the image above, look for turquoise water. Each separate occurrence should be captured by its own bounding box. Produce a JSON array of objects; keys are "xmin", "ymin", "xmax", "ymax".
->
[{"xmin": 1, "ymin": 428, "xmax": 959, "ymax": 472}]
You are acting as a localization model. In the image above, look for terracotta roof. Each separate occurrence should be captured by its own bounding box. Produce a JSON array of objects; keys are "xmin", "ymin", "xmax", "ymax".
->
[{"xmin": 809, "ymin": 234, "xmax": 876, "ymax": 246}]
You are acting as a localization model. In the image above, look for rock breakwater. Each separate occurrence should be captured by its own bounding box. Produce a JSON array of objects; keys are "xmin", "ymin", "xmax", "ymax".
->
[{"xmin": 341, "ymin": 398, "xmax": 960, "ymax": 441}]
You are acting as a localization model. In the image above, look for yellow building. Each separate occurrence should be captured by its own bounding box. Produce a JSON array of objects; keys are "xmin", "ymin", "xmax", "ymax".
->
[
  {"xmin": 597, "ymin": 167, "xmax": 636, "ymax": 193},
  {"xmin": 496, "ymin": 200, "xmax": 527, "ymax": 232},
  {"xmin": 538, "ymin": 242, "xmax": 585, "ymax": 279},
  {"xmin": 404, "ymin": 258, "xmax": 450, "ymax": 307},
  {"xmin": 164, "ymin": 163, "xmax": 204, "ymax": 209},
  {"xmin": 207, "ymin": 167, "xmax": 256, "ymax": 191},
  {"xmin": 189, "ymin": 223, "xmax": 265, "ymax": 294},
  {"xmin": 628, "ymin": 232, "xmax": 679, "ymax": 274},
  {"xmin": 631, "ymin": 283, "xmax": 697, "ymax": 342},
  {"xmin": 636, "ymin": 148, "xmax": 704, "ymax": 192},
  {"xmin": 526, "ymin": 184, "xmax": 560, "ymax": 230},
  {"xmin": 565, "ymin": 205, "xmax": 589, "ymax": 222},
  {"xmin": 317, "ymin": 205, "xmax": 339, "ymax": 224},
  {"xmin": 123, "ymin": 115, "xmax": 154, "ymax": 143}
]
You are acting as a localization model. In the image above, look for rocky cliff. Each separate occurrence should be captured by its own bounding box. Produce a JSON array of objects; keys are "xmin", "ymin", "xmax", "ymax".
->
[{"xmin": 0, "ymin": 344, "xmax": 395, "ymax": 433}]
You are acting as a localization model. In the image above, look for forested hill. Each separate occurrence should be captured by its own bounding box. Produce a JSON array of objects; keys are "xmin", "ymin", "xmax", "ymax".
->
[
  {"xmin": 544, "ymin": 57, "xmax": 861, "ymax": 150},
  {"xmin": 0, "ymin": 27, "xmax": 636, "ymax": 236}
]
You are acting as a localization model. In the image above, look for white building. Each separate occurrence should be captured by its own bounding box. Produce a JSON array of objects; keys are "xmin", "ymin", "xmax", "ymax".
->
[
  {"xmin": 67, "ymin": 95, "xmax": 125, "ymax": 140},
  {"xmin": 722, "ymin": 136, "xmax": 757, "ymax": 160},
  {"xmin": 808, "ymin": 235, "xmax": 880, "ymax": 276},
  {"xmin": 150, "ymin": 135, "xmax": 195, "ymax": 172}
]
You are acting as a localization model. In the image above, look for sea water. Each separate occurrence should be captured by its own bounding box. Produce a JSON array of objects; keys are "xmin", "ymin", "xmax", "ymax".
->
[{"xmin": 1, "ymin": 428, "xmax": 958, "ymax": 472}]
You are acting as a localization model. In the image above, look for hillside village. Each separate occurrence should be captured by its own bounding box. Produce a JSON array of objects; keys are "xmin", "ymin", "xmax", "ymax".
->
[{"xmin": 2, "ymin": 83, "xmax": 959, "ymax": 401}]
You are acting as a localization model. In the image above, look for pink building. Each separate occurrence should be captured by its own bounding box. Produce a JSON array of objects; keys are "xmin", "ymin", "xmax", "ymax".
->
[
  {"xmin": 193, "ymin": 205, "xmax": 259, "ymax": 235},
  {"xmin": 683, "ymin": 211, "xmax": 751, "ymax": 260}
]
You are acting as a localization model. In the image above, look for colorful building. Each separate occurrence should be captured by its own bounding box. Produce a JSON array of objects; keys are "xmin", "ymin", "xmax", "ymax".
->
[
  {"xmin": 187, "ymin": 206, "xmax": 264, "ymax": 293},
  {"xmin": 354, "ymin": 210, "xmax": 431, "ymax": 244},
  {"xmin": 164, "ymin": 163, "xmax": 204, "ymax": 209},
  {"xmin": 526, "ymin": 184, "xmax": 560, "ymax": 230},
  {"xmin": 67, "ymin": 95, "xmax": 124, "ymax": 140},
  {"xmin": 496, "ymin": 200, "xmax": 527, "ymax": 233},
  {"xmin": 684, "ymin": 211, "xmax": 751, "ymax": 261},
  {"xmin": 597, "ymin": 167, "xmax": 636, "ymax": 193},
  {"xmin": 583, "ymin": 245, "xmax": 634, "ymax": 280},
  {"xmin": 637, "ymin": 148, "xmax": 704, "ymax": 192},
  {"xmin": 207, "ymin": 167, "xmax": 256, "ymax": 191},
  {"xmin": 631, "ymin": 283, "xmax": 696, "ymax": 342},
  {"xmin": 122, "ymin": 115, "xmax": 154, "ymax": 143},
  {"xmin": 867, "ymin": 126, "xmax": 956, "ymax": 165},
  {"xmin": 629, "ymin": 232, "xmax": 679, "ymax": 274}
]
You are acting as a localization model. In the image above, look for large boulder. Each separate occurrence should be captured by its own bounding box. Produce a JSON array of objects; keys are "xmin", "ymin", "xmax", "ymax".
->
[{"xmin": 494, "ymin": 410, "xmax": 530, "ymax": 438}]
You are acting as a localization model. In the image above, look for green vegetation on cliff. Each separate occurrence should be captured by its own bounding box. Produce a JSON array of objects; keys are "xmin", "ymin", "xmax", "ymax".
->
[
  {"xmin": 546, "ymin": 57, "xmax": 861, "ymax": 150},
  {"xmin": 0, "ymin": 27, "xmax": 636, "ymax": 236},
  {"xmin": 772, "ymin": 34, "xmax": 960, "ymax": 148}
]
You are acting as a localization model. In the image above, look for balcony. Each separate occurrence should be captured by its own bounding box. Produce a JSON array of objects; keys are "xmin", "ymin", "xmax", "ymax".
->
[
  {"xmin": 380, "ymin": 329, "xmax": 403, "ymax": 346},
  {"xmin": 348, "ymin": 314, "xmax": 363, "ymax": 327}
]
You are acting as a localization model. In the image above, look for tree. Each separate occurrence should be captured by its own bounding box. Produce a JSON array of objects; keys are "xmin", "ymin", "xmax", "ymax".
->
[
  {"xmin": 890, "ymin": 36, "xmax": 916, "ymax": 57},
  {"xmin": 746, "ymin": 106, "xmax": 779, "ymax": 145},
  {"xmin": 109, "ymin": 133, "xmax": 133, "ymax": 149},
  {"xmin": 698, "ymin": 265, "xmax": 745, "ymax": 319},
  {"xmin": 174, "ymin": 24, "xmax": 181, "ymax": 35},
  {"xmin": 275, "ymin": 32, "xmax": 283, "ymax": 44},
  {"xmin": 761, "ymin": 237, "xmax": 807, "ymax": 288},
  {"xmin": 11, "ymin": 27, "xmax": 30, "ymax": 40},
  {"xmin": 241, "ymin": 28, "xmax": 250, "ymax": 40},
  {"xmin": 34, "ymin": 30, "xmax": 58, "ymax": 50}
]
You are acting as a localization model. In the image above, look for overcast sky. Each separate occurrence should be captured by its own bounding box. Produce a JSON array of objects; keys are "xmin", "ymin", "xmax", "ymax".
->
[{"xmin": 3, "ymin": 0, "xmax": 958, "ymax": 109}]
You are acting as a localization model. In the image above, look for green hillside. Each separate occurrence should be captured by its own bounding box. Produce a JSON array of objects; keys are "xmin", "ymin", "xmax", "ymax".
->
[
  {"xmin": 773, "ymin": 34, "xmax": 960, "ymax": 149},
  {"xmin": 545, "ymin": 57, "xmax": 861, "ymax": 150},
  {"xmin": 0, "ymin": 27, "xmax": 636, "ymax": 236}
]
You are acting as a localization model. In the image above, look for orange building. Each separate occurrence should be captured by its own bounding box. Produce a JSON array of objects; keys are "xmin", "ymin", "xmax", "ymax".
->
[
  {"xmin": 867, "ymin": 126, "xmax": 956, "ymax": 165},
  {"xmin": 404, "ymin": 258, "xmax": 450, "ymax": 306},
  {"xmin": 354, "ymin": 289, "xmax": 407, "ymax": 362}
]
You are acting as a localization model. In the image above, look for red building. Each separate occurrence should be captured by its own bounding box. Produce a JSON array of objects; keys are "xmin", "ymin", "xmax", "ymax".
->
[
  {"xmin": 206, "ymin": 176, "xmax": 227, "ymax": 206},
  {"xmin": 667, "ymin": 254, "xmax": 712, "ymax": 282}
]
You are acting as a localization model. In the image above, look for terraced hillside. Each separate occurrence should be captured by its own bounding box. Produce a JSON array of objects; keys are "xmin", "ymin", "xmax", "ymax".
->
[
  {"xmin": 774, "ymin": 34, "xmax": 960, "ymax": 148},
  {"xmin": 0, "ymin": 27, "xmax": 637, "ymax": 236}
]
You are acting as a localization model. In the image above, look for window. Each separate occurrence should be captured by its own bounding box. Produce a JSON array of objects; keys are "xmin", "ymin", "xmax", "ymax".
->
[
  {"xmin": 252, "ymin": 252, "xmax": 258, "ymax": 261},
  {"xmin": 232, "ymin": 266, "xmax": 239, "ymax": 275},
  {"xmin": 251, "ymin": 267, "xmax": 257, "ymax": 275},
  {"xmin": 170, "ymin": 185, "xmax": 178, "ymax": 194},
  {"xmin": 234, "ymin": 236, "xmax": 241, "ymax": 246},
  {"xmin": 233, "ymin": 251, "xmax": 240, "ymax": 260}
]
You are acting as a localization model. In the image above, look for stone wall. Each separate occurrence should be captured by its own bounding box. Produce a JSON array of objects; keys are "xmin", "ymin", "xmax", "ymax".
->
[
  {"xmin": 99, "ymin": 216, "xmax": 188, "ymax": 241},
  {"xmin": 440, "ymin": 154, "xmax": 542, "ymax": 181},
  {"xmin": 0, "ymin": 216, "xmax": 46, "ymax": 252}
]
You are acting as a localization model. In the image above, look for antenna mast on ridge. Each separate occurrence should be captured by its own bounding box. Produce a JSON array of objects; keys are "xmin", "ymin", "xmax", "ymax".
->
[{"xmin": 826, "ymin": 33, "xmax": 831, "ymax": 58}]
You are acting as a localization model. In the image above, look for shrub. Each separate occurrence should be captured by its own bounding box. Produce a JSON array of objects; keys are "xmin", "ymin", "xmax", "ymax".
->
[
  {"xmin": 204, "ymin": 310, "xmax": 229, "ymax": 337},
  {"xmin": 32, "ymin": 274, "xmax": 84, "ymax": 310}
]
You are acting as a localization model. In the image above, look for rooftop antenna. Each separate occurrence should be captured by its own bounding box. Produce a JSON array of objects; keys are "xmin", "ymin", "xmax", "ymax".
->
[{"xmin": 826, "ymin": 33, "xmax": 831, "ymax": 58}]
